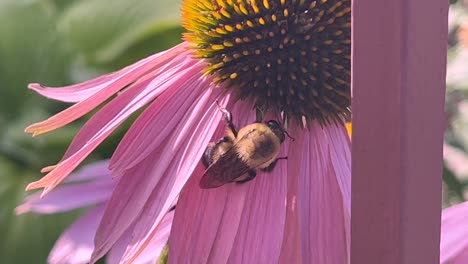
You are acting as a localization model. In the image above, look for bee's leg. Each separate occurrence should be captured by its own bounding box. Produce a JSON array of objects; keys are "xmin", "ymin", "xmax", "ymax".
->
[
  {"xmin": 260, "ymin": 157, "xmax": 288, "ymax": 172},
  {"xmin": 223, "ymin": 111, "xmax": 238, "ymax": 138},
  {"xmin": 235, "ymin": 170, "xmax": 257, "ymax": 184},
  {"xmin": 216, "ymin": 101, "xmax": 238, "ymax": 137}
]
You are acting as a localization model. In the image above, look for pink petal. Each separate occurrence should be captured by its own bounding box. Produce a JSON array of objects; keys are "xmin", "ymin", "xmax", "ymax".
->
[
  {"xmin": 24, "ymin": 43, "xmax": 190, "ymax": 136},
  {"xmin": 26, "ymin": 53, "xmax": 200, "ymax": 196},
  {"xmin": 63, "ymin": 160, "xmax": 111, "ymax": 183},
  {"xmin": 25, "ymin": 76, "xmax": 154, "ymax": 195},
  {"xmin": 17, "ymin": 160, "xmax": 114, "ymax": 214},
  {"xmin": 61, "ymin": 57, "xmax": 202, "ymax": 161},
  {"xmin": 326, "ymin": 123, "xmax": 351, "ymax": 256},
  {"xmin": 168, "ymin": 163, "xmax": 249, "ymax": 264},
  {"xmin": 297, "ymin": 123, "xmax": 348, "ymax": 263},
  {"xmin": 28, "ymin": 73, "xmax": 125, "ymax": 104},
  {"xmin": 441, "ymin": 201, "xmax": 468, "ymax": 263},
  {"xmin": 27, "ymin": 43, "xmax": 189, "ymax": 103},
  {"xmin": 91, "ymin": 87, "xmax": 227, "ymax": 263},
  {"xmin": 167, "ymin": 118, "xmax": 249, "ymax": 264},
  {"xmin": 48, "ymin": 204, "xmax": 105, "ymax": 264},
  {"xmin": 279, "ymin": 130, "xmax": 306, "ymax": 264},
  {"xmin": 107, "ymin": 211, "xmax": 174, "ymax": 264},
  {"xmin": 226, "ymin": 143, "xmax": 288, "ymax": 263},
  {"xmin": 453, "ymin": 251, "xmax": 468, "ymax": 264},
  {"xmin": 109, "ymin": 61, "xmax": 210, "ymax": 175},
  {"xmin": 326, "ymin": 124, "xmax": 351, "ymax": 215},
  {"xmin": 16, "ymin": 179, "xmax": 114, "ymax": 214}
]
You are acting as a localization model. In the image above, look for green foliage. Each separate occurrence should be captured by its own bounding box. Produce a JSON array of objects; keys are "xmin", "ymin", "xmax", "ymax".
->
[
  {"xmin": 0, "ymin": 0, "xmax": 181, "ymax": 263},
  {"xmin": 444, "ymin": 3, "xmax": 468, "ymax": 204}
]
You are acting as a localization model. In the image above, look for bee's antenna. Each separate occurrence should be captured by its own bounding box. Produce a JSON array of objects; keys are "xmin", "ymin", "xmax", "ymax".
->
[
  {"xmin": 215, "ymin": 100, "xmax": 238, "ymax": 137},
  {"xmin": 283, "ymin": 129, "xmax": 295, "ymax": 141}
]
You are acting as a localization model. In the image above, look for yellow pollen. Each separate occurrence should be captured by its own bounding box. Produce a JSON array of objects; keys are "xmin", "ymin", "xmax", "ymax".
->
[
  {"xmin": 220, "ymin": 8, "xmax": 231, "ymax": 18},
  {"xmin": 223, "ymin": 41, "xmax": 233, "ymax": 47},
  {"xmin": 239, "ymin": 4, "xmax": 248, "ymax": 15},
  {"xmin": 259, "ymin": 17, "xmax": 266, "ymax": 25},
  {"xmin": 215, "ymin": 0, "xmax": 226, "ymax": 8},
  {"xmin": 224, "ymin": 25, "xmax": 235, "ymax": 32},
  {"xmin": 211, "ymin": 44, "xmax": 224, "ymax": 50},
  {"xmin": 251, "ymin": 1, "xmax": 260, "ymax": 13},
  {"xmin": 215, "ymin": 27, "xmax": 227, "ymax": 34}
]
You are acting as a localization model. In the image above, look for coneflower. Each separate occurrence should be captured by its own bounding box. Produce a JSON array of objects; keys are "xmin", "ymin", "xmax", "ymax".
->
[{"xmin": 24, "ymin": 0, "xmax": 351, "ymax": 263}]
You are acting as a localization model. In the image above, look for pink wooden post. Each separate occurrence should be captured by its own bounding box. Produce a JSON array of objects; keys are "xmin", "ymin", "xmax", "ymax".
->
[{"xmin": 351, "ymin": 0, "xmax": 448, "ymax": 263}]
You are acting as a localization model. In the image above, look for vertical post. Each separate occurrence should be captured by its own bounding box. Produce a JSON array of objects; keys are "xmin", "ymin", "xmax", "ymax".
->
[{"xmin": 351, "ymin": 0, "xmax": 448, "ymax": 263}]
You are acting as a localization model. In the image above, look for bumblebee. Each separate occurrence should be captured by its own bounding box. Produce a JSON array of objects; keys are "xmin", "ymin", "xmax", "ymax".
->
[{"xmin": 200, "ymin": 103, "xmax": 292, "ymax": 188}]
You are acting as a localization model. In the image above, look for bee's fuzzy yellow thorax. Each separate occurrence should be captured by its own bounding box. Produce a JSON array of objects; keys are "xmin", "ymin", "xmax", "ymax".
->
[{"xmin": 182, "ymin": 0, "xmax": 351, "ymax": 125}]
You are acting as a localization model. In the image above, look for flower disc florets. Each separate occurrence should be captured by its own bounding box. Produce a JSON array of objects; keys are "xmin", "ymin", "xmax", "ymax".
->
[{"xmin": 182, "ymin": 0, "xmax": 350, "ymax": 124}]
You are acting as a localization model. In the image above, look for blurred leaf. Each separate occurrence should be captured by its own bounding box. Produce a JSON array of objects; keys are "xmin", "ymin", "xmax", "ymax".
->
[
  {"xmin": 102, "ymin": 25, "xmax": 184, "ymax": 70},
  {"xmin": 0, "ymin": 157, "xmax": 82, "ymax": 264},
  {"xmin": 444, "ymin": 165, "xmax": 466, "ymax": 202},
  {"xmin": 0, "ymin": 1, "xmax": 71, "ymax": 120},
  {"xmin": 59, "ymin": 0, "xmax": 182, "ymax": 64}
]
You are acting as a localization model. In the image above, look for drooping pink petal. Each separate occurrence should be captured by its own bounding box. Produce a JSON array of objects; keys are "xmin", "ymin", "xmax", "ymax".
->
[
  {"xmin": 24, "ymin": 43, "xmax": 190, "ymax": 136},
  {"xmin": 27, "ymin": 45, "xmax": 185, "ymax": 104},
  {"xmin": 28, "ymin": 74, "xmax": 124, "ymax": 104},
  {"xmin": 167, "ymin": 113, "xmax": 249, "ymax": 264},
  {"xmin": 226, "ymin": 145, "xmax": 288, "ymax": 263},
  {"xmin": 326, "ymin": 123, "xmax": 351, "ymax": 256},
  {"xmin": 17, "ymin": 160, "xmax": 114, "ymax": 214},
  {"xmin": 63, "ymin": 160, "xmax": 111, "ymax": 183},
  {"xmin": 107, "ymin": 211, "xmax": 174, "ymax": 264},
  {"xmin": 109, "ymin": 61, "xmax": 211, "ymax": 175},
  {"xmin": 25, "ymin": 55, "xmax": 202, "ymax": 196},
  {"xmin": 327, "ymin": 124, "xmax": 351, "ymax": 215},
  {"xmin": 440, "ymin": 201, "xmax": 468, "ymax": 263},
  {"xmin": 453, "ymin": 250, "xmax": 468, "ymax": 264},
  {"xmin": 16, "ymin": 179, "xmax": 115, "ymax": 214},
  {"xmin": 91, "ymin": 87, "xmax": 228, "ymax": 263},
  {"xmin": 279, "ymin": 130, "xmax": 306, "ymax": 264},
  {"xmin": 48, "ymin": 204, "xmax": 105, "ymax": 264},
  {"xmin": 297, "ymin": 123, "xmax": 348, "ymax": 263},
  {"xmin": 115, "ymin": 94, "xmax": 230, "ymax": 264},
  {"xmin": 61, "ymin": 57, "xmax": 202, "ymax": 161},
  {"xmin": 168, "ymin": 163, "xmax": 249, "ymax": 264}
]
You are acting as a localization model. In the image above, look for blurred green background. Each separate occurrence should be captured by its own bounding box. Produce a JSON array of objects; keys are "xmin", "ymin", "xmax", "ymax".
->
[
  {"xmin": 0, "ymin": 0, "xmax": 467, "ymax": 263},
  {"xmin": 0, "ymin": 0, "xmax": 181, "ymax": 263}
]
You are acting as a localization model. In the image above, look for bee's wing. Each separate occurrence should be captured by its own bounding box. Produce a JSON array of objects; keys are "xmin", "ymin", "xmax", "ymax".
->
[{"xmin": 199, "ymin": 147, "xmax": 251, "ymax": 189}]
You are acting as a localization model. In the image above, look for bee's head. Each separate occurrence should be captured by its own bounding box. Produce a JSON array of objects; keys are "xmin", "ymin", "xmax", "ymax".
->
[
  {"xmin": 266, "ymin": 120, "xmax": 286, "ymax": 143},
  {"xmin": 266, "ymin": 120, "xmax": 295, "ymax": 143}
]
